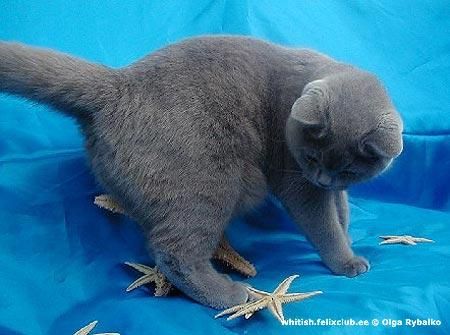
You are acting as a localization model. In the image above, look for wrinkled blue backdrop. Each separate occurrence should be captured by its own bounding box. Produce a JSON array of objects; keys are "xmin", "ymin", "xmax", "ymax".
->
[{"xmin": 0, "ymin": 1, "xmax": 449, "ymax": 334}]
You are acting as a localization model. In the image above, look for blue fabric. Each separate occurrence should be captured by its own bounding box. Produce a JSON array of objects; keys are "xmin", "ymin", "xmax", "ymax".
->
[{"xmin": 1, "ymin": 1, "xmax": 449, "ymax": 334}]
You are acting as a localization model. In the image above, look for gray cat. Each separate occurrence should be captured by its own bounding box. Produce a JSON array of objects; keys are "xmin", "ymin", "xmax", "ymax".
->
[{"xmin": 0, "ymin": 36, "xmax": 403, "ymax": 309}]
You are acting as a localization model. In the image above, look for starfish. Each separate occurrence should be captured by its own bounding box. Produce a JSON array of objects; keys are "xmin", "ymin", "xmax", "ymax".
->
[
  {"xmin": 215, "ymin": 275, "xmax": 322, "ymax": 323},
  {"xmin": 125, "ymin": 262, "xmax": 173, "ymax": 296},
  {"xmin": 214, "ymin": 237, "xmax": 257, "ymax": 277},
  {"xmin": 379, "ymin": 235, "xmax": 434, "ymax": 245},
  {"xmin": 94, "ymin": 194, "xmax": 126, "ymax": 214},
  {"xmin": 73, "ymin": 320, "xmax": 119, "ymax": 335}
]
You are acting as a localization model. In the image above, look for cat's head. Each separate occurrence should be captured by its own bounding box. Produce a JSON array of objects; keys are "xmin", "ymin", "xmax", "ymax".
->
[{"xmin": 285, "ymin": 70, "xmax": 403, "ymax": 190}]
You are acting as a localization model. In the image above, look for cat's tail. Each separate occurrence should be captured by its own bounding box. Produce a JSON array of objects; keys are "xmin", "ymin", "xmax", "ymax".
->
[{"xmin": 0, "ymin": 41, "xmax": 120, "ymax": 124}]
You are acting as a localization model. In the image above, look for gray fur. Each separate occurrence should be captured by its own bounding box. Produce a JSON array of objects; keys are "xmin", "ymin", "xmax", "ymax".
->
[{"xmin": 0, "ymin": 36, "xmax": 403, "ymax": 308}]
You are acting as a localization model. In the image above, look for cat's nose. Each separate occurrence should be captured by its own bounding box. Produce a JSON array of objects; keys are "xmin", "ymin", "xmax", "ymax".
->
[{"xmin": 317, "ymin": 171, "xmax": 332, "ymax": 187}]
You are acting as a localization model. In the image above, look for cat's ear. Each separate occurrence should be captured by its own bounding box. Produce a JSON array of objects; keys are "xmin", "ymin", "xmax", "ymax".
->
[
  {"xmin": 290, "ymin": 80, "xmax": 329, "ymax": 138},
  {"xmin": 361, "ymin": 112, "xmax": 403, "ymax": 158}
]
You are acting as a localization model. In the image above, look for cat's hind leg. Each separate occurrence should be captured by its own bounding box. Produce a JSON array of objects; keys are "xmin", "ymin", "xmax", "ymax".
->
[
  {"xmin": 89, "ymin": 136, "xmax": 249, "ymax": 307},
  {"xmin": 147, "ymin": 197, "xmax": 249, "ymax": 309}
]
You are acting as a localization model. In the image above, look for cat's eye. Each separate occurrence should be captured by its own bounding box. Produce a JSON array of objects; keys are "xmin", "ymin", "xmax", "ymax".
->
[{"xmin": 340, "ymin": 170, "xmax": 357, "ymax": 178}]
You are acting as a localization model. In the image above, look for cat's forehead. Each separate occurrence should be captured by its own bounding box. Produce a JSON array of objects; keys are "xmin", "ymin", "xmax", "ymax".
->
[
  {"xmin": 326, "ymin": 77, "xmax": 393, "ymax": 137},
  {"xmin": 327, "ymin": 71, "xmax": 390, "ymax": 109},
  {"xmin": 329, "ymin": 105, "xmax": 385, "ymax": 138}
]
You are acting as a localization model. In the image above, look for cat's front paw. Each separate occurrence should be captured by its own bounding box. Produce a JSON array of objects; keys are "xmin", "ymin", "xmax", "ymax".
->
[{"xmin": 332, "ymin": 256, "xmax": 370, "ymax": 278}]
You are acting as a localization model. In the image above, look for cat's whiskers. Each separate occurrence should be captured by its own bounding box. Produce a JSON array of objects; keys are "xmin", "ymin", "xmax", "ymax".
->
[{"xmin": 276, "ymin": 169, "xmax": 303, "ymax": 174}]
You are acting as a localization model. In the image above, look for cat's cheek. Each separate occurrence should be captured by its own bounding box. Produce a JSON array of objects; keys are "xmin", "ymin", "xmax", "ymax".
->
[{"xmin": 303, "ymin": 167, "xmax": 318, "ymax": 184}]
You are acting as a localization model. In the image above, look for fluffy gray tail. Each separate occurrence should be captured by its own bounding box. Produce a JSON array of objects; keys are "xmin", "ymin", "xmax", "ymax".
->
[{"xmin": 0, "ymin": 42, "xmax": 119, "ymax": 123}]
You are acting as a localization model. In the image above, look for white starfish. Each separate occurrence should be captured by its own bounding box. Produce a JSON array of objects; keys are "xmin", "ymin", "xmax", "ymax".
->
[
  {"xmin": 379, "ymin": 235, "xmax": 434, "ymax": 245},
  {"xmin": 125, "ymin": 262, "xmax": 172, "ymax": 296},
  {"xmin": 73, "ymin": 320, "xmax": 119, "ymax": 335},
  {"xmin": 215, "ymin": 275, "xmax": 322, "ymax": 323}
]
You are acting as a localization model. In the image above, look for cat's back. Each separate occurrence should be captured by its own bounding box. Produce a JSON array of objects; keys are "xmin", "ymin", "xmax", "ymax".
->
[
  {"xmin": 120, "ymin": 36, "xmax": 284, "ymax": 106},
  {"xmin": 99, "ymin": 36, "xmax": 286, "ymax": 156},
  {"xmin": 91, "ymin": 36, "xmax": 283, "ymax": 173},
  {"xmin": 128, "ymin": 35, "xmax": 285, "ymax": 76}
]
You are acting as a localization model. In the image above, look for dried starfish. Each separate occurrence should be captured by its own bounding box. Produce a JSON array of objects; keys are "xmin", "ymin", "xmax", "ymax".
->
[
  {"xmin": 95, "ymin": 194, "xmax": 256, "ymax": 278},
  {"xmin": 214, "ymin": 238, "xmax": 257, "ymax": 277},
  {"xmin": 215, "ymin": 275, "xmax": 322, "ymax": 323},
  {"xmin": 379, "ymin": 235, "xmax": 434, "ymax": 245},
  {"xmin": 125, "ymin": 262, "xmax": 172, "ymax": 296},
  {"xmin": 73, "ymin": 320, "xmax": 119, "ymax": 335},
  {"xmin": 94, "ymin": 194, "xmax": 125, "ymax": 214}
]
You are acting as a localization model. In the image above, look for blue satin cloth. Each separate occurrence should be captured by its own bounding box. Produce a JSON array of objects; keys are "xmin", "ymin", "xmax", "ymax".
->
[{"xmin": 0, "ymin": 1, "xmax": 449, "ymax": 334}]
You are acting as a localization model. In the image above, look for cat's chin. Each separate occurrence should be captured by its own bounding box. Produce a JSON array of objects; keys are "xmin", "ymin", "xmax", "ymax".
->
[
  {"xmin": 331, "ymin": 185, "xmax": 348, "ymax": 191},
  {"xmin": 310, "ymin": 180, "xmax": 347, "ymax": 191}
]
